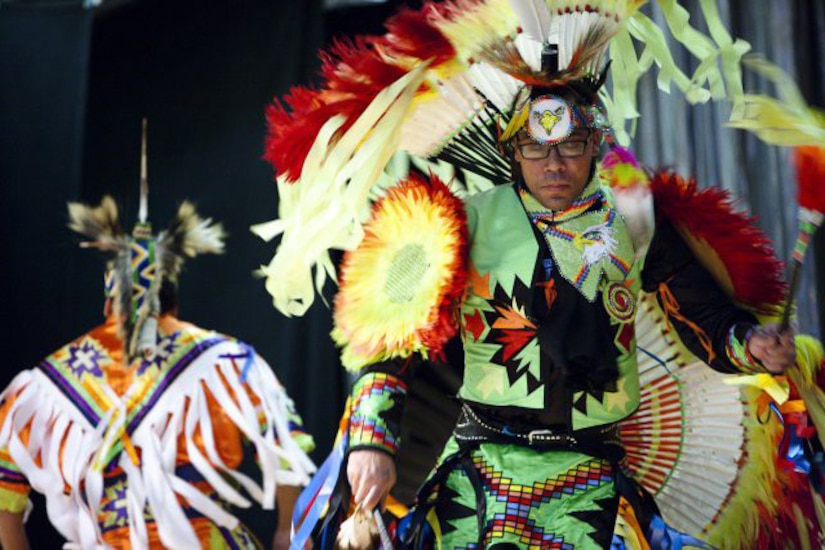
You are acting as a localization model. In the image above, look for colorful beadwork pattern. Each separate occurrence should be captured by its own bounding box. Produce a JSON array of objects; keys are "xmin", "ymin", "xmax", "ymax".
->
[
  {"xmin": 36, "ymin": 326, "xmax": 224, "ymax": 467},
  {"xmin": 437, "ymin": 443, "xmax": 618, "ymax": 550},
  {"xmin": 128, "ymin": 222, "xmax": 157, "ymax": 323},
  {"xmin": 725, "ymin": 325, "xmax": 763, "ymax": 373},
  {"xmin": 348, "ymin": 372, "xmax": 407, "ymax": 454},
  {"xmin": 476, "ymin": 454, "xmax": 613, "ymax": 548},
  {"xmin": 520, "ymin": 180, "xmax": 635, "ymax": 302},
  {"xmin": 603, "ymin": 282, "xmax": 636, "ymax": 323}
]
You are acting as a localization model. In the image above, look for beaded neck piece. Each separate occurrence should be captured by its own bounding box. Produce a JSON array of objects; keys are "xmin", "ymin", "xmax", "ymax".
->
[{"xmin": 519, "ymin": 178, "xmax": 634, "ymax": 302}]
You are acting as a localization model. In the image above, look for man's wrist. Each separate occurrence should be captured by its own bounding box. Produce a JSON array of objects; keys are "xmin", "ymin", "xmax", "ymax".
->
[
  {"xmin": 348, "ymin": 372, "xmax": 407, "ymax": 454},
  {"xmin": 726, "ymin": 324, "xmax": 769, "ymax": 374}
]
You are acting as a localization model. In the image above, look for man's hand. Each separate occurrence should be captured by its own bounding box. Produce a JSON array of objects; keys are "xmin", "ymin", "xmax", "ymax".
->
[
  {"xmin": 346, "ymin": 449, "xmax": 396, "ymax": 512},
  {"xmin": 747, "ymin": 323, "xmax": 796, "ymax": 374}
]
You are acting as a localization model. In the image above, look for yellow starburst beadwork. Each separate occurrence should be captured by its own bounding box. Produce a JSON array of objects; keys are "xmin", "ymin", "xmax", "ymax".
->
[{"xmin": 332, "ymin": 173, "xmax": 468, "ymax": 371}]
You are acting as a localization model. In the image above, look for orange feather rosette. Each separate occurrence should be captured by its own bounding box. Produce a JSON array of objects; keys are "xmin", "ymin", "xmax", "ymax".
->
[{"xmin": 332, "ymin": 173, "xmax": 468, "ymax": 371}]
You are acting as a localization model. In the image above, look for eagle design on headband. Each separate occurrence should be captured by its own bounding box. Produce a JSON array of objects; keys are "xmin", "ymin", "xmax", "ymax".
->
[{"xmin": 536, "ymin": 105, "xmax": 566, "ymax": 134}]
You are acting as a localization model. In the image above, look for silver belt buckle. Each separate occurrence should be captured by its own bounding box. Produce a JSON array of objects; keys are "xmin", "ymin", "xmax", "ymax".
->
[{"xmin": 527, "ymin": 429, "xmax": 556, "ymax": 445}]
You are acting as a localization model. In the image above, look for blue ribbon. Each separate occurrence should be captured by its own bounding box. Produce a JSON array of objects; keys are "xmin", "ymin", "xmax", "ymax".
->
[
  {"xmin": 647, "ymin": 515, "xmax": 714, "ymax": 549},
  {"xmin": 290, "ymin": 432, "xmax": 348, "ymax": 549},
  {"xmin": 239, "ymin": 343, "xmax": 256, "ymax": 382},
  {"xmin": 637, "ymin": 345, "xmax": 672, "ymax": 375},
  {"xmin": 218, "ymin": 342, "xmax": 256, "ymax": 383}
]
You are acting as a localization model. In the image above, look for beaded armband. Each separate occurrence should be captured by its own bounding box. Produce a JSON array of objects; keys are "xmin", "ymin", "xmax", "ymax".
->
[
  {"xmin": 0, "ymin": 452, "xmax": 29, "ymax": 513},
  {"xmin": 348, "ymin": 372, "xmax": 408, "ymax": 455},
  {"xmin": 725, "ymin": 324, "xmax": 767, "ymax": 374}
]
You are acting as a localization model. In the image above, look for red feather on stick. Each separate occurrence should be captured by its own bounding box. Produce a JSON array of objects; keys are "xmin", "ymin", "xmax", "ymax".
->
[
  {"xmin": 795, "ymin": 146, "xmax": 825, "ymax": 214},
  {"xmin": 780, "ymin": 146, "xmax": 825, "ymax": 329}
]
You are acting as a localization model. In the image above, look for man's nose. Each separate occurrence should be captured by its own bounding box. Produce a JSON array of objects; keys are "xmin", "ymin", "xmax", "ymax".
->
[{"xmin": 542, "ymin": 147, "xmax": 565, "ymax": 170}]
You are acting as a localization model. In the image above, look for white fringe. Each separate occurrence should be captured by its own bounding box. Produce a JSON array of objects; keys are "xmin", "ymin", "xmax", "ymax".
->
[{"xmin": 0, "ymin": 340, "xmax": 316, "ymax": 550}]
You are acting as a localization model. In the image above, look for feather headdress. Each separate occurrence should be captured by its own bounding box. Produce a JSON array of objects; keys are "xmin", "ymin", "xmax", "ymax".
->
[
  {"xmin": 256, "ymin": 0, "xmax": 758, "ymax": 316},
  {"xmin": 158, "ymin": 200, "xmax": 226, "ymax": 283},
  {"xmin": 68, "ymin": 122, "xmax": 225, "ymax": 362}
]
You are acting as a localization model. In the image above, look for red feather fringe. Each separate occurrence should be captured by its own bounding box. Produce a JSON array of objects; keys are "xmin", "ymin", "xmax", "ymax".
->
[
  {"xmin": 752, "ymin": 458, "xmax": 824, "ymax": 549},
  {"xmin": 651, "ymin": 171, "xmax": 786, "ymax": 313},
  {"xmin": 430, "ymin": 0, "xmax": 487, "ymax": 22},
  {"xmin": 794, "ymin": 146, "xmax": 825, "ymax": 214},
  {"xmin": 263, "ymin": 0, "xmax": 458, "ymax": 182},
  {"xmin": 321, "ymin": 36, "xmax": 408, "ymax": 96},
  {"xmin": 372, "ymin": 7, "xmax": 456, "ymax": 67},
  {"xmin": 263, "ymin": 87, "xmax": 323, "ymax": 183}
]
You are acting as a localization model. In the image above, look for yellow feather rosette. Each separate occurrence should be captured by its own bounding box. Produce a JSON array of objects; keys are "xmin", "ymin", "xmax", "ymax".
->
[{"xmin": 332, "ymin": 173, "xmax": 469, "ymax": 372}]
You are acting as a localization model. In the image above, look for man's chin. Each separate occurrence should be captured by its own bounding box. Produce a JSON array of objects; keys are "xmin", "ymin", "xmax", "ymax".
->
[{"xmin": 538, "ymin": 194, "xmax": 574, "ymax": 211}]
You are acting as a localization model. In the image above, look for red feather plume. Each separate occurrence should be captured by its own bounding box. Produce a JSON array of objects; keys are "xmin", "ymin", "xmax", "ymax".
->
[
  {"xmin": 321, "ymin": 36, "xmax": 408, "ymax": 96},
  {"xmin": 794, "ymin": 145, "xmax": 825, "ymax": 214},
  {"xmin": 263, "ymin": 87, "xmax": 324, "ymax": 183},
  {"xmin": 372, "ymin": 7, "xmax": 456, "ymax": 67},
  {"xmin": 264, "ymin": 4, "xmax": 452, "ymax": 183},
  {"xmin": 651, "ymin": 171, "xmax": 786, "ymax": 313},
  {"xmin": 430, "ymin": 0, "xmax": 488, "ymax": 22}
]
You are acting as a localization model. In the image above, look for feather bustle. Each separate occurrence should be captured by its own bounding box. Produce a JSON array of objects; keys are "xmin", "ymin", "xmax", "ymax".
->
[
  {"xmin": 650, "ymin": 171, "xmax": 786, "ymax": 314},
  {"xmin": 374, "ymin": 6, "xmax": 456, "ymax": 67},
  {"xmin": 264, "ymin": 5, "xmax": 452, "ymax": 183},
  {"xmin": 478, "ymin": 21, "xmax": 614, "ymax": 93}
]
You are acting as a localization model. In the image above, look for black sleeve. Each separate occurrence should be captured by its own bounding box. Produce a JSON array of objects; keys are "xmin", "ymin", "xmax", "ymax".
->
[{"xmin": 641, "ymin": 218, "xmax": 758, "ymax": 373}]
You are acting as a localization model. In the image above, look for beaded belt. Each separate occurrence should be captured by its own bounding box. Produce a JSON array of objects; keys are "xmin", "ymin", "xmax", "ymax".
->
[{"xmin": 453, "ymin": 403, "xmax": 624, "ymax": 461}]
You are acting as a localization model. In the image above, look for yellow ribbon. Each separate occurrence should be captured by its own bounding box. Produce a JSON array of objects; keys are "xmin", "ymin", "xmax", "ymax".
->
[{"xmin": 723, "ymin": 373, "xmax": 790, "ymax": 405}]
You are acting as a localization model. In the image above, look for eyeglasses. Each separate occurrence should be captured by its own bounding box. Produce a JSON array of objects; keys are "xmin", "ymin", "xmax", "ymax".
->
[{"xmin": 517, "ymin": 139, "xmax": 589, "ymax": 160}]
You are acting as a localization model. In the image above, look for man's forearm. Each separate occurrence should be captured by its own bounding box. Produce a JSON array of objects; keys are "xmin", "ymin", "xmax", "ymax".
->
[
  {"xmin": 0, "ymin": 510, "xmax": 29, "ymax": 550},
  {"xmin": 273, "ymin": 484, "xmax": 302, "ymax": 550}
]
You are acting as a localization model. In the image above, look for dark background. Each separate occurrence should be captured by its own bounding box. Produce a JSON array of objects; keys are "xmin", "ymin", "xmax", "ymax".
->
[{"xmin": 1, "ymin": 0, "xmax": 822, "ymax": 546}]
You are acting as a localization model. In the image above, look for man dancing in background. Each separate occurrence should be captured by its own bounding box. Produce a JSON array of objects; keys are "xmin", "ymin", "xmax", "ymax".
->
[{"xmin": 0, "ymin": 153, "xmax": 315, "ymax": 549}]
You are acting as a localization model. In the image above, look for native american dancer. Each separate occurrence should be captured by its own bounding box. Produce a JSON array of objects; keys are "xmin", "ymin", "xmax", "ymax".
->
[
  {"xmin": 254, "ymin": 1, "xmax": 825, "ymax": 548},
  {"xmin": 0, "ymin": 151, "xmax": 316, "ymax": 549}
]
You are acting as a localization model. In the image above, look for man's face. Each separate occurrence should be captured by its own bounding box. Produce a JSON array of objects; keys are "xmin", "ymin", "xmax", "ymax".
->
[{"xmin": 514, "ymin": 129, "xmax": 597, "ymax": 211}]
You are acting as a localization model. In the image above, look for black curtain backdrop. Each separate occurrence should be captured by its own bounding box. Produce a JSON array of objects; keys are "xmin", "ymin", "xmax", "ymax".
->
[
  {"xmin": 1, "ymin": 4, "xmax": 93, "ymax": 388},
  {"xmin": 1, "ymin": 5, "xmax": 93, "ymax": 547}
]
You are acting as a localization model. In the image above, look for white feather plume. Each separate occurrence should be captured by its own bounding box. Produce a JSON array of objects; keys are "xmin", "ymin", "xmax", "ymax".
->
[
  {"xmin": 335, "ymin": 508, "xmax": 378, "ymax": 550},
  {"xmin": 67, "ymin": 195, "xmax": 127, "ymax": 252},
  {"xmin": 507, "ymin": 0, "xmax": 554, "ymax": 43},
  {"xmin": 158, "ymin": 201, "xmax": 226, "ymax": 282}
]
